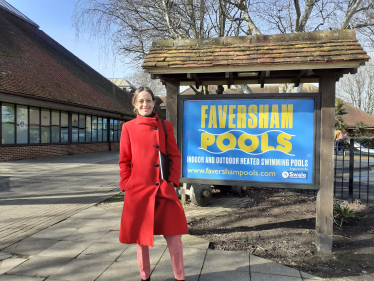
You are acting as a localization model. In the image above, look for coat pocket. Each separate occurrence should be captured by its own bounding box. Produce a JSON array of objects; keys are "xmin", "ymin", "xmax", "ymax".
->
[{"xmin": 124, "ymin": 176, "xmax": 134, "ymax": 191}]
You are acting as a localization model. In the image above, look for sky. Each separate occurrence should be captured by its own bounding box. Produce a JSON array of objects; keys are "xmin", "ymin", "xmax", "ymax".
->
[{"xmin": 7, "ymin": 0, "xmax": 130, "ymax": 79}]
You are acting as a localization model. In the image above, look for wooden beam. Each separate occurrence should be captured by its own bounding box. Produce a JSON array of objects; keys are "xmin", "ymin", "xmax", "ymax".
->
[
  {"xmin": 259, "ymin": 71, "xmax": 266, "ymax": 88},
  {"xmin": 316, "ymin": 75, "xmax": 336, "ymax": 252},
  {"xmin": 225, "ymin": 72, "xmax": 233, "ymax": 88},
  {"xmin": 293, "ymin": 70, "xmax": 307, "ymax": 87},
  {"xmin": 145, "ymin": 61, "xmax": 363, "ymax": 74},
  {"xmin": 165, "ymin": 80, "xmax": 180, "ymax": 139},
  {"xmin": 180, "ymin": 80, "xmax": 196, "ymax": 86},
  {"xmin": 188, "ymin": 73, "xmax": 201, "ymax": 88}
]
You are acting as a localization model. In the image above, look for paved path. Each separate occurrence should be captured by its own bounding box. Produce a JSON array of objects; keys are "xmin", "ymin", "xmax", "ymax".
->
[{"xmin": 0, "ymin": 151, "xmax": 323, "ymax": 281}]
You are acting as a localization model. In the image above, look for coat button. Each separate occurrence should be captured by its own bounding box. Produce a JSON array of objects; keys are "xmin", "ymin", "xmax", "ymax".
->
[
  {"xmin": 156, "ymin": 182, "xmax": 159, "ymax": 186},
  {"xmin": 154, "ymin": 127, "xmax": 157, "ymax": 130},
  {"xmin": 155, "ymin": 145, "xmax": 159, "ymax": 148},
  {"xmin": 155, "ymin": 164, "xmax": 159, "ymax": 167}
]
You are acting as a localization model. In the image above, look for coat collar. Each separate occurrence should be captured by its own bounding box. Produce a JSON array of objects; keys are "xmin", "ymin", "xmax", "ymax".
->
[{"xmin": 135, "ymin": 113, "xmax": 159, "ymax": 126}]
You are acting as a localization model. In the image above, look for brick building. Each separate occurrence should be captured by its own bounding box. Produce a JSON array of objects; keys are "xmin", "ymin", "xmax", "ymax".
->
[{"xmin": 0, "ymin": 1, "xmax": 136, "ymax": 161}]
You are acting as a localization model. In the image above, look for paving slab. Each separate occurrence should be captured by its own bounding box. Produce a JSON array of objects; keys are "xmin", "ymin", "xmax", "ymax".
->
[
  {"xmin": 95, "ymin": 230, "xmax": 121, "ymax": 244},
  {"xmin": 182, "ymin": 234, "xmax": 210, "ymax": 250},
  {"xmin": 148, "ymin": 265, "xmax": 182, "ymax": 281},
  {"xmin": 95, "ymin": 260, "xmax": 141, "ymax": 281},
  {"xmin": 82, "ymin": 218, "xmax": 119, "ymax": 229},
  {"xmin": 202, "ymin": 249, "xmax": 249, "ymax": 272},
  {"xmin": 250, "ymin": 255, "xmax": 301, "ymax": 278},
  {"xmin": 37, "ymin": 241, "xmax": 93, "ymax": 259},
  {"xmin": 0, "ymin": 152, "xmax": 326, "ymax": 281},
  {"xmin": 3, "ymin": 237, "xmax": 59, "ymax": 256},
  {"xmin": 0, "ymin": 253, "xmax": 12, "ymax": 260},
  {"xmin": 199, "ymin": 268, "xmax": 250, "ymax": 281},
  {"xmin": 0, "ymin": 275, "xmax": 45, "ymax": 281},
  {"xmin": 148, "ymin": 245, "xmax": 167, "ymax": 265},
  {"xmin": 47, "ymin": 258, "xmax": 113, "ymax": 281},
  {"xmin": 61, "ymin": 227, "xmax": 109, "ymax": 242},
  {"xmin": 30, "ymin": 226, "xmax": 78, "ymax": 240},
  {"xmin": 300, "ymin": 271, "xmax": 324, "ymax": 280},
  {"xmin": 76, "ymin": 242, "xmax": 127, "ymax": 260},
  {"xmin": 183, "ymin": 248, "xmax": 207, "ymax": 268},
  {"xmin": 251, "ymin": 272, "xmax": 302, "ymax": 281},
  {"xmin": 6, "ymin": 256, "xmax": 72, "ymax": 278},
  {"xmin": 0, "ymin": 258, "xmax": 27, "ymax": 275},
  {"xmin": 153, "ymin": 235, "xmax": 167, "ymax": 246},
  {"xmin": 116, "ymin": 244, "xmax": 139, "ymax": 263}
]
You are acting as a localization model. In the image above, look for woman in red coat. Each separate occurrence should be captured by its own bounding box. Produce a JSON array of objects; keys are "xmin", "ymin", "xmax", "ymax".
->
[{"xmin": 119, "ymin": 87, "xmax": 188, "ymax": 281}]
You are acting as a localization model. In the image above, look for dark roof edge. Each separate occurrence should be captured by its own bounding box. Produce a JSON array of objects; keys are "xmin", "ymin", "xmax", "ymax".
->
[
  {"xmin": 152, "ymin": 30, "xmax": 356, "ymax": 49},
  {"xmin": 0, "ymin": 1, "xmax": 39, "ymax": 28}
]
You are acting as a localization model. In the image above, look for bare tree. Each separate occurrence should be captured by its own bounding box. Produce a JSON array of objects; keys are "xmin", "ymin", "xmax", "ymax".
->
[
  {"xmin": 73, "ymin": 0, "xmax": 374, "ymax": 91},
  {"xmin": 73, "ymin": 0, "xmax": 241, "ymax": 65},
  {"xmin": 127, "ymin": 67, "xmax": 166, "ymax": 96},
  {"xmin": 337, "ymin": 58, "xmax": 374, "ymax": 115}
]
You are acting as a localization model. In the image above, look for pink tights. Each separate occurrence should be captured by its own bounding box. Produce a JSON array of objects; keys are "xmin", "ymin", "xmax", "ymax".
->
[{"xmin": 136, "ymin": 234, "xmax": 185, "ymax": 280}]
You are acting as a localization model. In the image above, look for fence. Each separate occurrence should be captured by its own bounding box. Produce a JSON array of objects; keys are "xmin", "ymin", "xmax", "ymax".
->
[
  {"xmin": 333, "ymin": 138, "xmax": 374, "ymax": 204},
  {"xmin": 276, "ymin": 138, "xmax": 374, "ymax": 205}
]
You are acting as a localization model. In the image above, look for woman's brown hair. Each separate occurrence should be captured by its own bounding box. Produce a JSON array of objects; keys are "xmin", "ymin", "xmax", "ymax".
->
[{"xmin": 132, "ymin": 86, "xmax": 156, "ymax": 113}]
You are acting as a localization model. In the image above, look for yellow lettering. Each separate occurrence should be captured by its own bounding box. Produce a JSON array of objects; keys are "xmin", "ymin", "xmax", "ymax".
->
[
  {"xmin": 237, "ymin": 105, "xmax": 246, "ymax": 128},
  {"xmin": 261, "ymin": 133, "xmax": 275, "ymax": 152},
  {"xmin": 228, "ymin": 105, "xmax": 236, "ymax": 128},
  {"xmin": 248, "ymin": 105, "xmax": 257, "ymax": 128},
  {"xmin": 218, "ymin": 105, "xmax": 227, "ymax": 128},
  {"xmin": 270, "ymin": 104, "xmax": 280, "ymax": 128},
  {"xmin": 259, "ymin": 105, "xmax": 269, "ymax": 128},
  {"xmin": 276, "ymin": 133, "xmax": 292, "ymax": 153},
  {"xmin": 201, "ymin": 132, "xmax": 215, "ymax": 149},
  {"xmin": 201, "ymin": 106, "xmax": 208, "ymax": 128},
  {"xmin": 216, "ymin": 133, "xmax": 236, "ymax": 152},
  {"xmin": 281, "ymin": 104, "xmax": 293, "ymax": 128},
  {"xmin": 238, "ymin": 133, "xmax": 259, "ymax": 153},
  {"xmin": 208, "ymin": 106, "xmax": 217, "ymax": 128}
]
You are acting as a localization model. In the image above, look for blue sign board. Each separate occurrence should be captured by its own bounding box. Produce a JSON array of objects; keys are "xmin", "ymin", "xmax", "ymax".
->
[{"xmin": 181, "ymin": 98, "xmax": 315, "ymax": 184}]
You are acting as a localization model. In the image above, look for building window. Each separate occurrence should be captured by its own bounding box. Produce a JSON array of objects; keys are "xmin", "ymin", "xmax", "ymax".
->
[
  {"xmin": 109, "ymin": 119, "xmax": 114, "ymax": 141},
  {"xmin": 98, "ymin": 117, "xmax": 103, "ymax": 142},
  {"xmin": 92, "ymin": 116, "xmax": 97, "ymax": 142},
  {"xmin": 79, "ymin": 114, "xmax": 85, "ymax": 142},
  {"xmin": 119, "ymin": 121, "xmax": 123, "ymax": 139},
  {"xmin": 113, "ymin": 119, "xmax": 119, "ymax": 141},
  {"xmin": 0, "ymin": 102, "xmax": 125, "ymax": 146},
  {"xmin": 86, "ymin": 115, "xmax": 91, "ymax": 142},
  {"xmin": 30, "ymin": 107, "xmax": 40, "ymax": 144},
  {"xmin": 41, "ymin": 109, "xmax": 50, "ymax": 143},
  {"xmin": 72, "ymin": 113, "xmax": 78, "ymax": 142},
  {"xmin": 16, "ymin": 105, "xmax": 28, "ymax": 144},
  {"xmin": 61, "ymin": 112, "xmax": 68, "ymax": 143},
  {"xmin": 51, "ymin": 110, "xmax": 60, "ymax": 143},
  {"xmin": 103, "ymin": 118, "xmax": 108, "ymax": 141},
  {"xmin": 1, "ymin": 103, "xmax": 15, "ymax": 144}
]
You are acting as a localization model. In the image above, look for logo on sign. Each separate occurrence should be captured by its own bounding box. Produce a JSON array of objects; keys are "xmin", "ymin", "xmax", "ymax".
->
[
  {"xmin": 19, "ymin": 121, "xmax": 25, "ymax": 128},
  {"xmin": 282, "ymin": 171, "xmax": 308, "ymax": 179},
  {"xmin": 281, "ymin": 171, "xmax": 289, "ymax": 178}
]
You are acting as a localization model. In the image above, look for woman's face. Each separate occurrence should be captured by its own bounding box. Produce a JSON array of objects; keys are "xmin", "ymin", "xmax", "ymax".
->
[{"xmin": 135, "ymin": 91, "xmax": 155, "ymax": 116}]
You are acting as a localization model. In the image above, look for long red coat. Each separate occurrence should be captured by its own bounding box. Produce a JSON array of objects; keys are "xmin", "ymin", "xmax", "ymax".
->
[{"xmin": 118, "ymin": 113, "xmax": 188, "ymax": 247}]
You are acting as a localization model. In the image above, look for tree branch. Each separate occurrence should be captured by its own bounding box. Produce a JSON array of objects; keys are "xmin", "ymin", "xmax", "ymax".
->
[{"xmin": 341, "ymin": 0, "xmax": 363, "ymax": 29}]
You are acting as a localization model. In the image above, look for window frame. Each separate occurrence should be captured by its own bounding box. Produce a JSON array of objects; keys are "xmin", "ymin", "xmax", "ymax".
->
[{"xmin": 0, "ymin": 102, "xmax": 124, "ymax": 147}]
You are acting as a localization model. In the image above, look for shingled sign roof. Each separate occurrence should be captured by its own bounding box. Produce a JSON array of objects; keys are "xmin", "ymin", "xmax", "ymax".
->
[
  {"xmin": 0, "ymin": 6, "xmax": 134, "ymax": 117},
  {"xmin": 143, "ymin": 30, "xmax": 369, "ymax": 74}
]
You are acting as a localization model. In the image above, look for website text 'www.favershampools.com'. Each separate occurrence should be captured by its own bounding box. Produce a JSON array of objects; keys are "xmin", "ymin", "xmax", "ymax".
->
[{"xmin": 187, "ymin": 168, "xmax": 276, "ymax": 177}]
